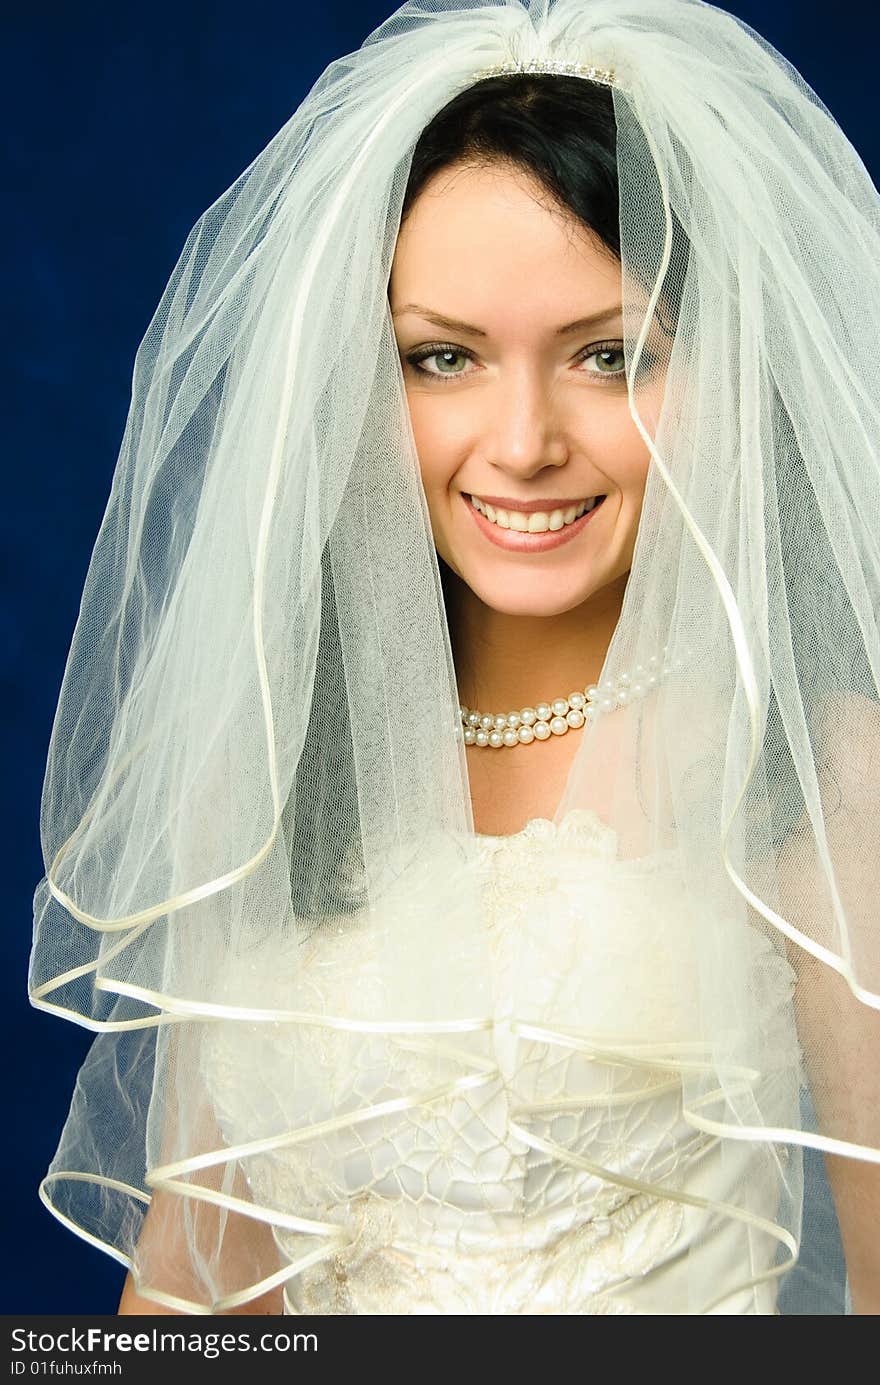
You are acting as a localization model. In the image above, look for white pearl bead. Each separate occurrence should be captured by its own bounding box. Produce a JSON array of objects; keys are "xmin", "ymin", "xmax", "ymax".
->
[{"xmin": 457, "ymin": 643, "xmax": 671, "ymax": 746}]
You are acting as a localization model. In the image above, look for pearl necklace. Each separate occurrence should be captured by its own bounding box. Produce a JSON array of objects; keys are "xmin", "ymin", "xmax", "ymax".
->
[{"xmin": 459, "ymin": 645, "xmax": 687, "ymax": 748}]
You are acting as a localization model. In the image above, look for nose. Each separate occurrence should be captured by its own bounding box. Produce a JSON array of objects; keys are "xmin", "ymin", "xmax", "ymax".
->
[{"xmin": 480, "ymin": 367, "xmax": 569, "ymax": 478}]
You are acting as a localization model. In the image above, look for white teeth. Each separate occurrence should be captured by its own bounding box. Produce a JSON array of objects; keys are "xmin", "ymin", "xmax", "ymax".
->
[{"xmin": 469, "ymin": 495, "xmax": 602, "ymax": 531}]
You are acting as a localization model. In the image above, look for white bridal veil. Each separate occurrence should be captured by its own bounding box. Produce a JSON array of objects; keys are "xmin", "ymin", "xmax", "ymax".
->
[{"xmin": 30, "ymin": 0, "xmax": 880, "ymax": 1313}]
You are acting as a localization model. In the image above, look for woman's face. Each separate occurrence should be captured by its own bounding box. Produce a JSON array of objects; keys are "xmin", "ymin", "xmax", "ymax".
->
[{"xmin": 389, "ymin": 159, "xmax": 667, "ymax": 619}]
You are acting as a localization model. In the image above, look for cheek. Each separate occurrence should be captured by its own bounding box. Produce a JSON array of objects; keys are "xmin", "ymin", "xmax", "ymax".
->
[
  {"xmin": 589, "ymin": 405, "xmax": 652, "ymax": 491},
  {"xmin": 405, "ymin": 393, "xmax": 461, "ymax": 494},
  {"xmin": 624, "ymin": 360, "xmax": 673, "ymax": 436},
  {"xmin": 620, "ymin": 442, "xmax": 653, "ymax": 494},
  {"xmin": 618, "ymin": 372, "xmax": 673, "ymax": 493}
]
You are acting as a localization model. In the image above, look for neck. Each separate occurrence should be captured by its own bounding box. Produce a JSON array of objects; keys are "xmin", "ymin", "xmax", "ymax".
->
[{"xmin": 448, "ymin": 569, "xmax": 629, "ymax": 713}]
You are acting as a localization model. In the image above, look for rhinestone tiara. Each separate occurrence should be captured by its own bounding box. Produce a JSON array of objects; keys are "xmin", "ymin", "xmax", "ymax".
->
[{"xmin": 473, "ymin": 58, "xmax": 617, "ymax": 87}]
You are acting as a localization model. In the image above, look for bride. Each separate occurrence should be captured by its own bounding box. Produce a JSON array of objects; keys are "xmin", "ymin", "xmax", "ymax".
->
[{"xmin": 31, "ymin": 0, "xmax": 880, "ymax": 1315}]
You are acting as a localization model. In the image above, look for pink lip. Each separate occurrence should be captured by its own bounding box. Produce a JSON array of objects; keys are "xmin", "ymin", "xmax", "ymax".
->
[{"xmin": 463, "ymin": 494, "xmax": 606, "ymax": 552}]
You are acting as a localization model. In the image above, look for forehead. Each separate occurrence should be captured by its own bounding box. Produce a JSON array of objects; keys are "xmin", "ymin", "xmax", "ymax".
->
[{"xmin": 390, "ymin": 161, "xmax": 619, "ymax": 308}]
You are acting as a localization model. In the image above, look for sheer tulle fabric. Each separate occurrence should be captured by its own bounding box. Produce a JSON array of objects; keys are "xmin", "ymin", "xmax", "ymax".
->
[{"xmin": 29, "ymin": 0, "xmax": 879, "ymax": 1313}]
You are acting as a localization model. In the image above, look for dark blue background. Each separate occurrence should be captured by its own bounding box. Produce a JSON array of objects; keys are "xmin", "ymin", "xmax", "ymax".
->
[{"xmin": 5, "ymin": 0, "xmax": 878, "ymax": 1313}]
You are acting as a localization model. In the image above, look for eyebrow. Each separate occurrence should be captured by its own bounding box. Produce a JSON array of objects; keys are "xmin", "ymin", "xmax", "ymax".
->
[{"xmin": 391, "ymin": 302, "xmax": 623, "ymax": 337}]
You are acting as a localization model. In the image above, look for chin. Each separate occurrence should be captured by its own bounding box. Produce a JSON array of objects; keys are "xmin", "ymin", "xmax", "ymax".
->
[{"xmin": 461, "ymin": 573, "xmax": 599, "ymax": 619}]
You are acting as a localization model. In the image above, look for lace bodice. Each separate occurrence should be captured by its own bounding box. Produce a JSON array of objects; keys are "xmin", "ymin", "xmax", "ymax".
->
[{"xmin": 200, "ymin": 809, "xmax": 799, "ymax": 1315}]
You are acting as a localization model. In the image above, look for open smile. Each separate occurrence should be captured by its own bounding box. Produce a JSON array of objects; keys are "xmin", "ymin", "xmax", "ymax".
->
[{"xmin": 462, "ymin": 492, "xmax": 607, "ymax": 552}]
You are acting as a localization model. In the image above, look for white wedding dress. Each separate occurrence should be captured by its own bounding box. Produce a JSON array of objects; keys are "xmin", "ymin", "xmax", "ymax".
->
[{"xmin": 201, "ymin": 808, "xmax": 800, "ymax": 1315}]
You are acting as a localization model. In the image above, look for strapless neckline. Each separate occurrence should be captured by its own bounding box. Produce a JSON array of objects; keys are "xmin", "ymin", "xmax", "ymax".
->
[
  {"xmin": 474, "ymin": 805, "xmax": 610, "ymax": 843},
  {"xmin": 472, "ymin": 805, "xmax": 681, "ymax": 867}
]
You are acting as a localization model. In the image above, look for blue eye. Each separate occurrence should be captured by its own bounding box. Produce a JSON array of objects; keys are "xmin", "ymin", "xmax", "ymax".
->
[
  {"xmin": 405, "ymin": 345, "xmax": 475, "ymax": 380},
  {"xmin": 574, "ymin": 342, "xmax": 658, "ymax": 380},
  {"xmin": 582, "ymin": 344, "xmax": 627, "ymax": 376},
  {"xmin": 402, "ymin": 340, "xmax": 652, "ymax": 385}
]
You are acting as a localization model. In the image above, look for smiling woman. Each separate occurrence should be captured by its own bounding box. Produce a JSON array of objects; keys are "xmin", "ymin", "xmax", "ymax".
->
[
  {"xmin": 29, "ymin": 0, "xmax": 880, "ymax": 1318},
  {"xmin": 388, "ymin": 75, "xmax": 676, "ymax": 831}
]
